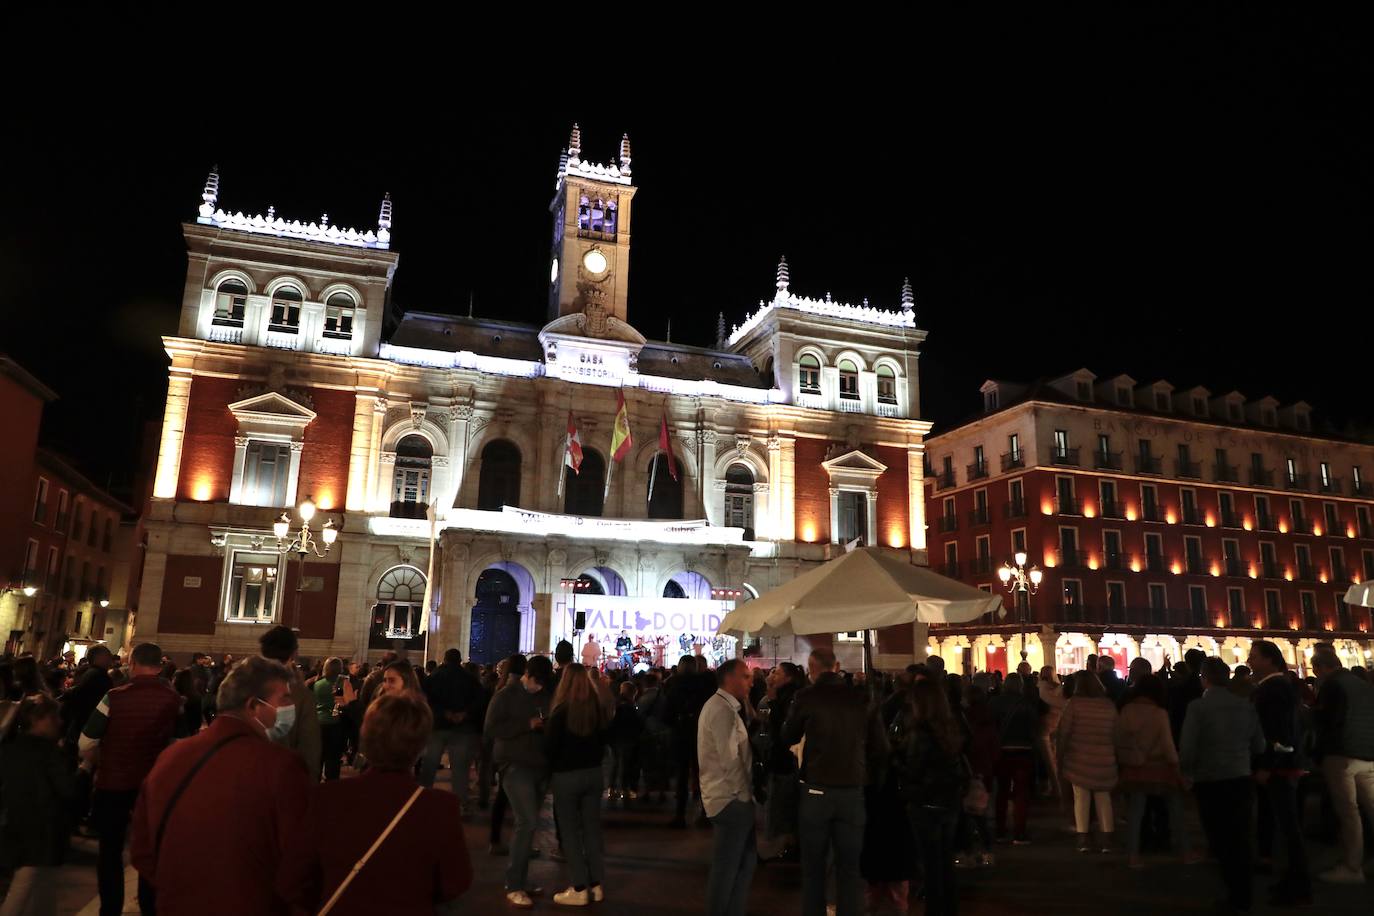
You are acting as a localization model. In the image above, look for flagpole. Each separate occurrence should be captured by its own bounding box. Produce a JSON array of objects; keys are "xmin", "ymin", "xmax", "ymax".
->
[
  {"xmin": 557, "ymin": 452, "xmax": 568, "ymax": 498},
  {"xmin": 603, "ymin": 458, "xmax": 614, "ymax": 504},
  {"xmin": 421, "ymin": 500, "xmax": 437, "ymax": 668},
  {"xmin": 648, "ymin": 450, "xmax": 659, "ymax": 503}
]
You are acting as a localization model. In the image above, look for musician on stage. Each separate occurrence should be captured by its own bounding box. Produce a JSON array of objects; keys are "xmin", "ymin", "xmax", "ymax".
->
[
  {"xmin": 616, "ymin": 630, "xmax": 634, "ymax": 670},
  {"xmin": 581, "ymin": 633, "xmax": 601, "ymax": 669}
]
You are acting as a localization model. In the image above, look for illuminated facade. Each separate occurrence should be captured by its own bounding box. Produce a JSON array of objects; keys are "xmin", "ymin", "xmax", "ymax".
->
[
  {"xmin": 924, "ymin": 369, "xmax": 1374, "ymax": 676},
  {"xmin": 138, "ymin": 127, "xmax": 932, "ymax": 667}
]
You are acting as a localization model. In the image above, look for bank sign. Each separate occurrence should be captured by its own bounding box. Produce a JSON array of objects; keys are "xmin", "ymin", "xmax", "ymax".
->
[{"xmin": 561, "ymin": 595, "xmax": 731, "ymax": 635}]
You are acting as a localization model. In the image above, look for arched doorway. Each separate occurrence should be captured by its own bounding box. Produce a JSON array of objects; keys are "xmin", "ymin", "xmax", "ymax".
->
[
  {"xmin": 390, "ymin": 435, "xmax": 432, "ymax": 519},
  {"xmin": 370, "ymin": 566, "xmax": 427, "ymax": 652},
  {"xmin": 564, "ymin": 449, "xmax": 606, "ymax": 517},
  {"xmin": 470, "ymin": 567, "xmax": 522, "ymax": 664},
  {"xmin": 476, "ymin": 439, "xmax": 522, "ymax": 510}
]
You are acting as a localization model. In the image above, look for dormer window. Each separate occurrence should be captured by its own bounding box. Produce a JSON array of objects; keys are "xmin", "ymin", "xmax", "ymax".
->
[
  {"xmin": 1076, "ymin": 380, "xmax": 1091, "ymax": 401},
  {"xmin": 1117, "ymin": 387, "xmax": 1131, "ymax": 406},
  {"xmin": 1295, "ymin": 411, "xmax": 1310, "ymax": 431},
  {"xmin": 1229, "ymin": 402, "xmax": 1242, "ymax": 421},
  {"xmin": 1154, "ymin": 391, "xmax": 1170, "ymax": 411},
  {"xmin": 984, "ymin": 388, "xmax": 999, "ymax": 410},
  {"xmin": 838, "ymin": 360, "xmax": 860, "ymax": 400},
  {"xmin": 877, "ymin": 365, "xmax": 896, "ymax": 404},
  {"xmin": 324, "ymin": 293, "xmax": 355, "ymax": 340},
  {"xmin": 1263, "ymin": 409, "xmax": 1276, "ymax": 427},
  {"xmin": 1192, "ymin": 397, "xmax": 1206, "ymax": 416},
  {"xmin": 799, "ymin": 354, "xmax": 821, "ymax": 394},
  {"xmin": 269, "ymin": 285, "xmax": 303, "ymax": 333},
  {"xmin": 213, "ymin": 279, "xmax": 248, "ymax": 326}
]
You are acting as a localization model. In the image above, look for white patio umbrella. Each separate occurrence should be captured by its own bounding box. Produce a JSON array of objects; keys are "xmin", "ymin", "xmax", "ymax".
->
[
  {"xmin": 1344, "ymin": 580, "xmax": 1374, "ymax": 608},
  {"xmin": 717, "ymin": 547, "xmax": 1003, "ymax": 637}
]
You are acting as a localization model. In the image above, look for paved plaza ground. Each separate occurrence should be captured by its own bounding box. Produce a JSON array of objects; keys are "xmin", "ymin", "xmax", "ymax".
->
[{"xmin": 63, "ymin": 770, "xmax": 1371, "ymax": 915}]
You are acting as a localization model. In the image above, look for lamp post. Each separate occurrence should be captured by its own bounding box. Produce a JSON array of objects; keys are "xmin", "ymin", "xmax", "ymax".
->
[
  {"xmin": 998, "ymin": 551, "xmax": 1043, "ymax": 665},
  {"xmin": 273, "ymin": 495, "xmax": 338, "ymax": 631}
]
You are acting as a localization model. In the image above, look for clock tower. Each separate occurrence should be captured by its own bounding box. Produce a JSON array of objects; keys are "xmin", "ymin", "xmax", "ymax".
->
[{"xmin": 547, "ymin": 124, "xmax": 637, "ymax": 325}]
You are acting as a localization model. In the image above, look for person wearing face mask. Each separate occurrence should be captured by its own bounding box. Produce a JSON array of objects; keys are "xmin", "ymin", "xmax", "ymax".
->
[
  {"xmin": 78, "ymin": 642, "xmax": 180, "ymax": 916},
  {"xmin": 130, "ymin": 656, "xmax": 311, "ymax": 915},
  {"xmin": 483, "ymin": 654, "xmax": 553, "ymax": 909},
  {"xmin": 256, "ymin": 625, "xmax": 320, "ymax": 780}
]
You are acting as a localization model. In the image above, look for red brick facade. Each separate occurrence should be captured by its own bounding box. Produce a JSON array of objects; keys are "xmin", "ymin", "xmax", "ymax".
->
[
  {"xmin": 177, "ymin": 376, "xmax": 241, "ymax": 502},
  {"xmin": 793, "ymin": 437, "xmax": 832, "ymax": 544},
  {"xmin": 873, "ymin": 445, "xmax": 910, "ymax": 549},
  {"xmin": 296, "ymin": 388, "xmax": 354, "ymax": 512}
]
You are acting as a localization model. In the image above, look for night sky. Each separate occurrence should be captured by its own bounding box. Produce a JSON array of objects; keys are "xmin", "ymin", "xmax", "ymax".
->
[{"xmin": 3, "ymin": 14, "xmax": 1367, "ymax": 496}]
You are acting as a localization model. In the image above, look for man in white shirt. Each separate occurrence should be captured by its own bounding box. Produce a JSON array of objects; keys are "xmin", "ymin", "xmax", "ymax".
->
[
  {"xmin": 698, "ymin": 659, "xmax": 756, "ymax": 916},
  {"xmin": 580, "ymin": 635, "xmax": 601, "ymax": 669}
]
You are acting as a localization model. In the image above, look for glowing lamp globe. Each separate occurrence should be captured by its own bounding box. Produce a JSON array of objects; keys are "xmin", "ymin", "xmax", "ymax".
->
[
  {"xmin": 322, "ymin": 518, "xmax": 338, "ymax": 545},
  {"xmin": 299, "ymin": 496, "xmax": 317, "ymax": 522},
  {"xmin": 997, "ymin": 566, "xmax": 1012, "ymax": 583},
  {"xmin": 273, "ymin": 514, "xmax": 291, "ymax": 540},
  {"xmin": 1029, "ymin": 568, "xmax": 1044, "ymax": 585},
  {"xmin": 1014, "ymin": 551, "xmax": 1028, "ymax": 568}
]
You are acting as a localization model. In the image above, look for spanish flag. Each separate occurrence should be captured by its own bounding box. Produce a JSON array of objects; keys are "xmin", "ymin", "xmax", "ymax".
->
[{"xmin": 609, "ymin": 389, "xmax": 633, "ymax": 462}]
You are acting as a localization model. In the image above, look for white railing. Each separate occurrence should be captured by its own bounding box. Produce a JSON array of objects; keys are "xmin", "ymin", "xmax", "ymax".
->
[
  {"xmin": 316, "ymin": 335, "xmax": 354, "ymax": 356},
  {"xmin": 264, "ymin": 329, "xmax": 301, "ymax": 351},
  {"xmin": 876, "ymin": 402, "xmax": 900, "ymax": 418},
  {"xmin": 838, "ymin": 398, "xmax": 864, "ymax": 413},
  {"xmin": 207, "ymin": 325, "xmax": 243, "ymax": 344},
  {"xmin": 796, "ymin": 391, "xmax": 826, "ymax": 410}
]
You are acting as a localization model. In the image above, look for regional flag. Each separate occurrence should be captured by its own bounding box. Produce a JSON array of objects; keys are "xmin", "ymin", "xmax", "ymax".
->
[
  {"xmin": 658, "ymin": 409, "xmax": 679, "ymax": 481},
  {"xmin": 564, "ymin": 411, "xmax": 584, "ymax": 474},
  {"xmin": 609, "ymin": 389, "xmax": 633, "ymax": 462}
]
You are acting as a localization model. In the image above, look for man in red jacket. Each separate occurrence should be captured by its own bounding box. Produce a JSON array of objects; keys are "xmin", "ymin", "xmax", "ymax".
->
[{"xmin": 131, "ymin": 656, "xmax": 310, "ymax": 915}]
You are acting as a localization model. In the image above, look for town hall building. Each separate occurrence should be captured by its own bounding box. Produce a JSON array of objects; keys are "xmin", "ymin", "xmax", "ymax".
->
[{"xmin": 137, "ymin": 127, "xmax": 933, "ymax": 668}]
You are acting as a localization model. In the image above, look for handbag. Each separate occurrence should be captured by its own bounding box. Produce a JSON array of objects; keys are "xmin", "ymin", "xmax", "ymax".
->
[{"xmin": 317, "ymin": 786, "xmax": 424, "ymax": 916}]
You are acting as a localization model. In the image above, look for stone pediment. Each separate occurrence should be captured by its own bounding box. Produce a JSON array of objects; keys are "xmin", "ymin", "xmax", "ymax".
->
[
  {"xmin": 227, "ymin": 390, "xmax": 317, "ymax": 438},
  {"xmin": 821, "ymin": 449, "xmax": 888, "ymax": 486},
  {"xmin": 540, "ymin": 311, "xmax": 646, "ymax": 347}
]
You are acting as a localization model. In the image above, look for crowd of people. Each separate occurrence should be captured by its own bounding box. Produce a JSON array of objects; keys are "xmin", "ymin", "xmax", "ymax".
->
[{"xmin": 0, "ymin": 630, "xmax": 1369, "ymax": 915}]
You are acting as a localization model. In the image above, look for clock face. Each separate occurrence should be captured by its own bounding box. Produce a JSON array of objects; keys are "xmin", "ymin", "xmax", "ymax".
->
[
  {"xmin": 582, "ymin": 248, "xmax": 608, "ymax": 275},
  {"xmin": 550, "ymin": 258, "xmax": 559, "ymax": 284}
]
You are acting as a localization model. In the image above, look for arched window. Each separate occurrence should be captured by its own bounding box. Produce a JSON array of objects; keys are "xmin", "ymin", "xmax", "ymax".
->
[
  {"xmin": 390, "ymin": 435, "xmax": 432, "ymax": 519},
  {"xmin": 664, "ymin": 570, "xmax": 711, "ymax": 599},
  {"xmin": 475, "ymin": 567, "xmax": 520, "ymax": 607},
  {"xmin": 564, "ymin": 449, "xmax": 606, "ymax": 517},
  {"xmin": 477, "ymin": 439, "xmax": 522, "ymax": 510},
  {"xmin": 324, "ymin": 292, "xmax": 355, "ymax": 340},
  {"xmin": 799, "ymin": 354, "xmax": 821, "ymax": 394},
  {"xmin": 877, "ymin": 364, "xmax": 896, "ymax": 403},
  {"xmin": 214, "ymin": 279, "xmax": 248, "ymax": 326},
  {"xmin": 375, "ymin": 566, "xmax": 426, "ymax": 641},
  {"xmin": 724, "ymin": 464, "xmax": 755, "ymax": 538},
  {"xmin": 838, "ymin": 360, "xmax": 859, "ymax": 400},
  {"xmin": 647, "ymin": 453, "xmax": 683, "ymax": 520},
  {"xmin": 576, "ymin": 572, "xmax": 605, "ymax": 595},
  {"xmin": 269, "ymin": 284, "xmax": 303, "ymax": 332}
]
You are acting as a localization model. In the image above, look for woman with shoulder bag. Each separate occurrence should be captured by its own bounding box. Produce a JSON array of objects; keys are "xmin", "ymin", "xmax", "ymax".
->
[
  {"xmin": 1113, "ymin": 674, "xmax": 1198, "ymax": 869},
  {"xmin": 892, "ymin": 680, "xmax": 970, "ymax": 916}
]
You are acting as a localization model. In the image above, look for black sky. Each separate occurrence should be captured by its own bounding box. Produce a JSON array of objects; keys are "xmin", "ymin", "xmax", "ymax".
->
[{"xmin": 2, "ymin": 10, "xmax": 1369, "ymax": 493}]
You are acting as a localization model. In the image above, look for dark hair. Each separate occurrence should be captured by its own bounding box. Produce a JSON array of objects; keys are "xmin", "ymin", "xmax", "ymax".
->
[
  {"xmin": 526, "ymin": 655, "xmax": 553, "ymax": 687},
  {"xmin": 1001, "ymin": 672, "xmax": 1025, "ymax": 697},
  {"xmin": 677, "ymin": 655, "xmax": 697, "ymax": 673},
  {"xmin": 1183, "ymin": 648, "xmax": 1206, "ymax": 673},
  {"xmin": 443, "ymin": 648, "xmax": 462, "ymax": 665},
  {"xmin": 15, "ymin": 694, "xmax": 59, "ymax": 734},
  {"xmin": 717, "ymin": 659, "xmax": 747, "ymax": 684},
  {"xmin": 88, "ymin": 645, "xmax": 113, "ymax": 664},
  {"xmin": 809, "ymin": 647, "xmax": 837, "ymax": 670},
  {"xmin": 1132, "ymin": 674, "xmax": 1166, "ymax": 707},
  {"xmin": 505, "ymin": 654, "xmax": 527, "ymax": 678},
  {"xmin": 1251, "ymin": 640, "xmax": 1287, "ymax": 673},
  {"xmin": 907, "ymin": 680, "xmax": 962, "ymax": 756},
  {"xmin": 1070, "ymin": 670, "xmax": 1105, "ymax": 699},
  {"xmin": 1201, "ymin": 657, "xmax": 1231, "ymax": 686},
  {"xmin": 361, "ymin": 693, "xmax": 433, "ymax": 770},
  {"xmin": 778, "ymin": 662, "xmax": 805, "ymax": 687},
  {"xmin": 554, "ymin": 640, "xmax": 574, "ymax": 665},
  {"xmin": 130, "ymin": 643, "xmax": 162, "ymax": 669},
  {"xmin": 258, "ymin": 625, "xmax": 298, "ymax": 663}
]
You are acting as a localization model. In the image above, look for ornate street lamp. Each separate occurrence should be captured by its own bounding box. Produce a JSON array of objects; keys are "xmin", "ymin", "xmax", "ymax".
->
[
  {"xmin": 273, "ymin": 495, "xmax": 338, "ymax": 630},
  {"xmin": 998, "ymin": 551, "xmax": 1043, "ymax": 664}
]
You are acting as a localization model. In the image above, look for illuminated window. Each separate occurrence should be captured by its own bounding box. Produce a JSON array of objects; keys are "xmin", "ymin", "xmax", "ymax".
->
[
  {"xmin": 390, "ymin": 435, "xmax": 432, "ymax": 519},
  {"xmin": 838, "ymin": 360, "xmax": 859, "ymax": 400},
  {"xmin": 228, "ymin": 551, "xmax": 279, "ymax": 622},
  {"xmin": 323, "ymin": 293, "xmax": 355, "ymax": 340},
  {"xmin": 242, "ymin": 441, "xmax": 291, "ymax": 508},
  {"xmin": 877, "ymin": 365, "xmax": 896, "ymax": 403},
  {"xmin": 269, "ymin": 285, "xmax": 303, "ymax": 332},
  {"xmin": 724, "ymin": 465, "xmax": 755, "ymax": 537},
  {"xmin": 214, "ymin": 279, "xmax": 248, "ymax": 325},
  {"xmin": 798, "ymin": 354, "xmax": 821, "ymax": 394}
]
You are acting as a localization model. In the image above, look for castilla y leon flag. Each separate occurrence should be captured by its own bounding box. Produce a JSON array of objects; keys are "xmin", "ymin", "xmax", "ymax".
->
[
  {"xmin": 564, "ymin": 411, "xmax": 584, "ymax": 474},
  {"xmin": 658, "ymin": 409, "xmax": 679, "ymax": 481},
  {"xmin": 609, "ymin": 389, "xmax": 633, "ymax": 462}
]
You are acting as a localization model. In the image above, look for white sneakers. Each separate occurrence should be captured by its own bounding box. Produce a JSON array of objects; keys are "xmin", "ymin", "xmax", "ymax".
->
[
  {"xmin": 1318, "ymin": 865, "xmax": 1366, "ymax": 885},
  {"xmin": 552, "ymin": 885, "xmax": 605, "ymax": 906},
  {"xmin": 507, "ymin": 890, "xmax": 535, "ymax": 908}
]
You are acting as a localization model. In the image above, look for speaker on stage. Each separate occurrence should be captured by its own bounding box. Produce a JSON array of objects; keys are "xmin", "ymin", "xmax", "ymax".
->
[{"xmin": 574, "ymin": 610, "xmax": 586, "ymax": 631}]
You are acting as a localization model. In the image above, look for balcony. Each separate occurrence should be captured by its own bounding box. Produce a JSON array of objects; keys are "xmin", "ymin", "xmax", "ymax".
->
[
  {"xmin": 1102, "ymin": 551, "xmax": 1125, "ymax": 571},
  {"xmin": 1185, "ymin": 554, "xmax": 1207, "ymax": 575},
  {"xmin": 1103, "ymin": 604, "xmax": 1128, "ymax": 626},
  {"xmin": 1100, "ymin": 498, "xmax": 1124, "ymax": 519},
  {"xmin": 207, "ymin": 325, "xmax": 245, "ymax": 345},
  {"xmin": 1332, "ymin": 559, "xmax": 1348, "ymax": 582},
  {"xmin": 937, "ymin": 514, "xmax": 959, "ymax": 533},
  {"xmin": 837, "ymin": 398, "xmax": 864, "ymax": 414},
  {"xmin": 1003, "ymin": 499, "xmax": 1027, "ymax": 519},
  {"xmin": 1294, "ymin": 563, "xmax": 1317, "ymax": 583},
  {"xmin": 968, "ymin": 506, "xmax": 991, "ymax": 527},
  {"xmin": 1256, "ymin": 511, "xmax": 1277, "ymax": 532},
  {"xmin": 1145, "ymin": 552, "xmax": 1166, "ymax": 573},
  {"xmin": 1176, "ymin": 459, "xmax": 1202, "ymax": 479},
  {"xmin": 934, "ymin": 470, "xmax": 956, "ymax": 491},
  {"xmin": 1144, "ymin": 606, "xmax": 1170, "ymax": 628},
  {"xmin": 1056, "ymin": 549, "xmax": 1089, "ymax": 570},
  {"xmin": 1093, "ymin": 450, "xmax": 1123, "ymax": 471},
  {"xmin": 1214, "ymin": 463, "xmax": 1240, "ymax": 483},
  {"xmin": 1352, "ymin": 480, "xmax": 1372, "ymax": 498},
  {"xmin": 1224, "ymin": 558, "xmax": 1245, "ymax": 578},
  {"xmin": 967, "ymin": 461, "xmax": 989, "ymax": 481},
  {"xmin": 1055, "ymin": 496, "xmax": 1083, "ymax": 516},
  {"xmin": 1219, "ymin": 509, "xmax": 1241, "ymax": 528},
  {"xmin": 940, "ymin": 561, "xmax": 962, "ymax": 578},
  {"xmin": 876, "ymin": 402, "xmax": 900, "ymax": 418},
  {"xmin": 1291, "ymin": 512, "xmax": 1309, "ymax": 532},
  {"xmin": 1181, "ymin": 506, "xmax": 1202, "ymax": 526},
  {"xmin": 1050, "ymin": 446, "xmax": 1080, "ymax": 467},
  {"xmin": 1001, "ymin": 452, "xmax": 1025, "ymax": 472},
  {"xmin": 1266, "ymin": 611, "xmax": 1287, "ymax": 630},
  {"xmin": 1062, "ymin": 603, "xmax": 1088, "ymax": 624},
  {"xmin": 1285, "ymin": 473, "xmax": 1310, "ymax": 492},
  {"xmin": 1140, "ymin": 503, "xmax": 1164, "ymax": 523},
  {"xmin": 1250, "ymin": 467, "xmax": 1275, "ymax": 487},
  {"xmin": 1260, "ymin": 560, "xmax": 1283, "ymax": 580},
  {"xmin": 1361, "ymin": 519, "xmax": 1374, "ymax": 540},
  {"xmin": 1135, "ymin": 455, "xmax": 1164, "ymax": 475},
  {"xmin": 55, "ymin": 512, "xmax": 68, "ymax": 531},
  {"xmin": 1318, "ymin": 476, "xmax": 1342, "ymax": 495},
  {"xmin": 969, "ymin": 556, "xmax": 994, "ymax": 576}
]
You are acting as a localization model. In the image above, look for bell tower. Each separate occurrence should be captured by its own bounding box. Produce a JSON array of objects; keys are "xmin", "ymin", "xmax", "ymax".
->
[{"xmin": 547, "ymin": 125, "xmax": 637, "ymax": 325}]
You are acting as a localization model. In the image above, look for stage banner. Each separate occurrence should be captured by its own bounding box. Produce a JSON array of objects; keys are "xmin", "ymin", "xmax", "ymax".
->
[{"xmin": 559, "ymin": 594, "xmax": 732, "ymax": 637}]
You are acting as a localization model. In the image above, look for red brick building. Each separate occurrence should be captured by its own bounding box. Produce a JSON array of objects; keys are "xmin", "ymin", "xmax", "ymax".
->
[{"xmin": 923, "ymin": 369, "xmax": 1374, "ymax": 677}]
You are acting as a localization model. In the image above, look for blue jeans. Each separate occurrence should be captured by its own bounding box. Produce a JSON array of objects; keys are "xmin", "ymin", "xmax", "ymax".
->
[
  {"xmin": 420, "ymin": 729, "xmax": 479, "ymax": 806},
  {"xmin": 798, "ymin": 784, "xmax": 865, "ymax": 916},
  {"xmin": 553, "ymin": 767, "xmax": 606, "ymax": 889},
  {"xmin": 706, "ymin": 800, "xmax": 756, "ymax": 916},
  {"xmin": 1124, "ymin": 789, "xmax": 1193, "ymax": 857},
  {"xmin": 502, "ymin": 764, "xmax": 547, "ymax": 892}
]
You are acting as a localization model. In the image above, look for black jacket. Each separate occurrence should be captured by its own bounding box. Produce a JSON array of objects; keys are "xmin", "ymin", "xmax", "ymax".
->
[
  {"xmin": 426, "ymin": 662, "xmax": 483, "ymax": 732},
  {"xmin": 781, "ymin": 672, "xmax": 888, "ymax": 787},
  {"xmin": 0, "ymin": 734, "xmax": 76, "ymax": 867},
  {"xmin": 1251, "ymin": 673, "xmax": 1302, "ymax": 770},
  {"xmin": 545, "ymin": 706, "xmax": 608, "ymax": 772}
]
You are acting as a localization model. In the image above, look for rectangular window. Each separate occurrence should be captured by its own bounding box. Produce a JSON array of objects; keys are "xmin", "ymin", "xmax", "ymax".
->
[
  {"xmin": 1076, "ymin": 380, "xmax": 1091, "ymax": 400},
  {"xmin": 1255, "ymin": 494, "xmax": 1272, "ymax": 529},
  {"xmin": 55, "ymin": 490, "xmax": 68, "ymax": 529},
  {"xmin": 1148, "ymin": 583, "xmax": 1167, "ymax": 609},
  {"xmin": 1286, "ymin": 457, "xmax": 1298, "ymax": 483},
  {"xmin": 1144, "ymin": 532, "xmax": 1164, "ymax": 571},
  {"xmin": 1324, "ymin": 503, "xmax": 1338, "ymax": 534},
  {"xmin": 984, "ymin": 388, "xmax": 998, "ymax": 410},
  {"xmin": 1364, "ymin": 549, "xmax": 1374, "ymax": 581},
  {"xmin": 1053, "ymin": 429, "xmax": 1069, "ymax": 456},
  {"xmin": 23, "ymin": 539, "xmax": 39, "ymax": 578},
  {"xmin": 227, "ymin": 551, "xmax": 280, "ymax": 622},
  {"xmin": 1103, "ymin": 529, "xmax": 1122, "ymax": 569},
  {"xmin": 1193, "ymin": 397, "xmax": 1206, "ymax": 416},
  {"xmin": 1355, "ymin": 466, "xmax": 1365, "ymax": 492},
  {"xmin": 1227, "ymin": 587, "xmax": 1244, "ymax": 627},
  {"xmin": 1330, "ymin": 546, "xmax": 1347, "ymax": 582},
  {"xmin": 1223, "ymin": 538, "xmax": 1241, "ymax": 576},
  {"xmin": 242, "ymin": 441, "xmax": 291, "ymax": 507},
  {"xmin": 1155, "ymin": 391, "xmax": 1170, "ymax": 411},
  {"xmin": 943, "ymin": 540, "xmax": 958, "ymax": 576},
  {"xmin": 323, "ymin": 304, "xmax": 354, "ymax": 339},
  {"xmin": 1181, "ymin": 488, "xmax": 1198, "ymax": 523},
  {"xmin": 974, "ymin": 535, "xmax": 991, "ymax": 574},
  {"xmin": 1097, "ymin": 434, "xmax": 1111, "ymax": 456},
  {"xmin": 1295, "ymin": 543, "xmax": 1312, "ymax": 580},
  {"xmin": 1117, "ymin": 386, "xmax": 1131, "ymax": 406},
  {"xmin": 1184, "ymin": 535, "xmax": 1204, "ymax": 573},
  {"xmin": 837, "ymin": 491, "xmax": 868, "ymax": 545},
  {"xmin": 1011, "ymin": 528, "xmax": 1027, "ymax": 555},
  {"xmin": 32, "ymin": 478, "xmax": 49, "ymax": 523},
  {"xmin": 1260, "ymin": 542, "xmax": 1278, "ymax": 578},
  {"xmin": 44, "ymin": 547, "xmax": 58, "ymax": 593},
  {"xmin": 1007, "ymin": 433, "xmax": 1021, "ymax": 463},
  {"xmin": 1106, "ymin": 581, "xmax": 1126, "ymax": 622},
  {"xmin": 1141, "ymin": 483, "xmax": 1159, "ymax": 520},
  {"xmin": 1219, "ymin": 491, "xmax": 1236, "ymax": 526},
  {"xmin": 1063, "ymin": 580, "xmax": 1083, "ymax": 619},
  {"xmin": 1188, "ymin": 585, "xmax": 1207, "ymax": 627},
  {"xmin": 1290, "ymin": 498, "xmax": 1306, "ymax": 530},
  {"xmin": 1264, "ymin": 589, "xmax": 1283, "ymax": 628},
  {"xmin": 215, "ymin": 285, "xmax": 247, "ymax": 323},
  {"xmin": 1300, "ymin": 592, "xmax": 1318, "ymax": 630},
  {"xmin": 1319, "ymin": 462, "xmax": 1332, "ymax": 490}
]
